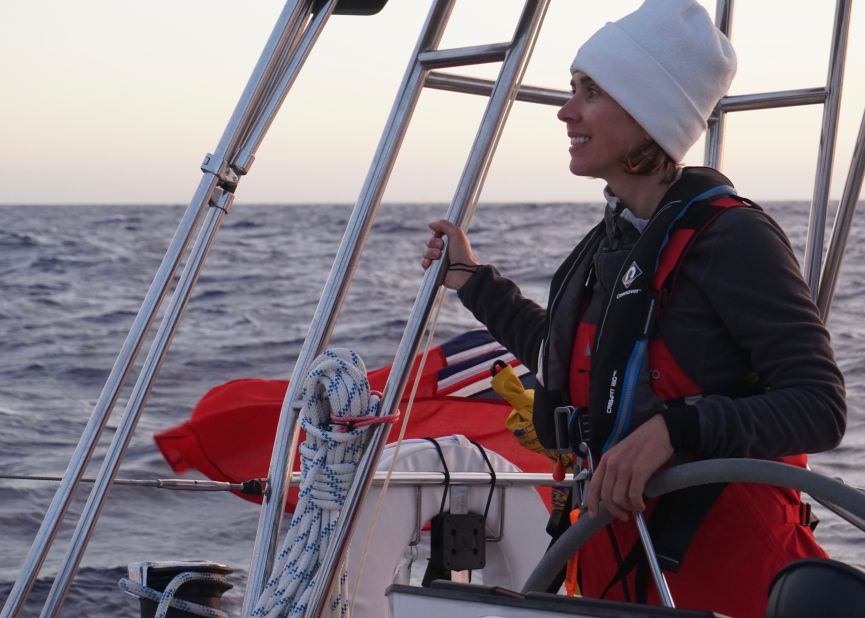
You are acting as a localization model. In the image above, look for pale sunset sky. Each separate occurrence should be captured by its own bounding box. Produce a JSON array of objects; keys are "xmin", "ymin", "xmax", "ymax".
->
[{"xmin": 1, "ymin": 1, "xmax": 863, "ymax": 205}]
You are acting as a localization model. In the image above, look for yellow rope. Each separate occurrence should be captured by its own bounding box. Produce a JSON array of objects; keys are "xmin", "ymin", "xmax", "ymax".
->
[{"xmin": 348, "ymin": 286, "xmax": 448, "ymax": 613}]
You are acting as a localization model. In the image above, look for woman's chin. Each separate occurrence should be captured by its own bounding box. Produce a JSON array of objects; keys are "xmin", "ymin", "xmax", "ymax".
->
[{"xmin": 568, "ymin": 159, "xmax": 596, "ymax": 178}]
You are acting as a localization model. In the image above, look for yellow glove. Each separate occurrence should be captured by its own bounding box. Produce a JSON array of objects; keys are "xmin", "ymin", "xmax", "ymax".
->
[{"xmin": 491, "ymin": 363, "xmax": 567, "ymax": 466}]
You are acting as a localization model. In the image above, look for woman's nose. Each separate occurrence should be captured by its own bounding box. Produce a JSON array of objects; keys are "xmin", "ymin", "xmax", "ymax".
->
[{"xmin": 557, "ymin": 95, "xmax": 579, "ymax": 123}]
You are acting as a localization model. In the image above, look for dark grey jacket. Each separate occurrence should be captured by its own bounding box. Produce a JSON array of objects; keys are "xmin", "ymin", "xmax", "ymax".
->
[{"xmin": 457, "ymin": 171, "xmax": 845, "ymax": 459}]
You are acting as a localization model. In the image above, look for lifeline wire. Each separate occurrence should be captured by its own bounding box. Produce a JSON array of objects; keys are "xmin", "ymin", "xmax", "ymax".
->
[{"xmin": 251, "ymin": 349, "xmax": 383, "ymax": 618}]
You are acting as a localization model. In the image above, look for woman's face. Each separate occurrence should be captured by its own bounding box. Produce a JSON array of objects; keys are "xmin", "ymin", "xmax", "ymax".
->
[{"xmin": 557, "ymin": 71, "xmax": 649, "ymax": 182}]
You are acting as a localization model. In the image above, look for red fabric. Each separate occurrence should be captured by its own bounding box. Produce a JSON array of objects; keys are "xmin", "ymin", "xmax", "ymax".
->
[
  {"xmin": 579, "ymin": 483, "xmax": 826, "ymax": 618},
  {"xmin": 154, "ymin": 346, "xmax": 551, "ymax": 512},
  {"xmin": 712, "ymin": 196, "xmax": 747, "ymax": 208},
  {"xmin": 652, "ymin": 228, "xmax": 694, "ymax": 291},
  {"xmin": 568, "ymin": 322, "xmax": 596, "ymax": 407},
  {"xmin": 647, "ymin": 338, "xmax": 702, "ymax": 401},
  {"xmin": 565, "ymin": 196, "xmax": 822, "ymax": 616}
]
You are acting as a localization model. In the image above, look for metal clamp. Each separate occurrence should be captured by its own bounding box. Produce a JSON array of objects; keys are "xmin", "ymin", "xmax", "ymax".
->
[
  {"xmin": 553, "ymin": 405, "xmax": 591, "ymax": 455},
  {"xmin": 208, "ymin": 187, "xmax": 235, "ymax": 214},
  {"xmin": 572, "ymin": 441, "xmax": 593, "ymax": 512},
  {"xmin": 200, "ymin": 153, "xmax": 240, "ymax": 185}
]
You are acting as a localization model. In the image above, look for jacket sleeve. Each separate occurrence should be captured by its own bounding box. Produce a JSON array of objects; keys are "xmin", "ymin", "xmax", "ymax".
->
[
  {"xmin": 666, "ymin": 207, "xmax": 846, "ymax": 459},
  {"xmin": 457, "ymin": 265, "xmax": 547, "ymax": 374}
]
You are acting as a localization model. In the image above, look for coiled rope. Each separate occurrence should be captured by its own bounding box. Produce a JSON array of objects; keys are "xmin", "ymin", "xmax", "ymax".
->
[
  {"xmin": 251, "ymin": 349, "xmax": 387, "ymax": 618},
  {"xmin": 118, "ymin": 572, "xmax": 229, "ymax": 618}
]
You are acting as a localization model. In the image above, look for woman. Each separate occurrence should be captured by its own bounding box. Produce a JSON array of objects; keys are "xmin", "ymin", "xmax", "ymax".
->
[{"xmin": 420, "ymin": 1, "xmax": 846, "ymax": 616}]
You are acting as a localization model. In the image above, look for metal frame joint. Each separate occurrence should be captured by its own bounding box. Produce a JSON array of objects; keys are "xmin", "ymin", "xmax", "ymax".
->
[
  {"xmin": 208, "ymin": 187, "xmax": 235, "ymax": 214},
  {"xmin": 200, "ymin": 153, "xmax": 240, "ymax": 186}
]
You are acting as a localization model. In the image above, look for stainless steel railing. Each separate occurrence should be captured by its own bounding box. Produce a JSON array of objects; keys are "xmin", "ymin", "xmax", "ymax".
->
[
  {"xmin": 424, "ymin": 0, "xmax": 856, "ymax": 306},
  {"xmin": 2, "ymin": 1, "xmax": 338, "ymax": 616},
  {"xmin": 302, "ymin": 0, "xmax": 550, "ymax": 613},
  {"xmin": 818, "ymin": 104, "xmax": 865, "ymax": 321},
  {"xmin": 6, "ymin": 1, "xmax": 861, "ymax": 616},
  {"xmin": 240, "ymin": 1, "xmax": 457, "ymax": 611},
  {"xmin": 243, "ymin": 1, "xmax": 553, "ymax": 614},
  {"xmin": 705, "ymin": 0, "xmax": 853, "ymax": 298},
  {"xmin": 803, "ymin": 0, "xmax": 852, "ymax": 295}
]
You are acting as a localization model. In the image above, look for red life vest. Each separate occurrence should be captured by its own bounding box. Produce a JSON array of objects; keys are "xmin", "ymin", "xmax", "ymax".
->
[{"xmin": 567, "ymin": 195, "xmax": 823, "ymax": 618}]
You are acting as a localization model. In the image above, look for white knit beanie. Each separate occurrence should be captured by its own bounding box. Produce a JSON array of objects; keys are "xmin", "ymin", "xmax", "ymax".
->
[{"xmin": 570, "ymin": 0, "xmax": 736, "ymax": 162}]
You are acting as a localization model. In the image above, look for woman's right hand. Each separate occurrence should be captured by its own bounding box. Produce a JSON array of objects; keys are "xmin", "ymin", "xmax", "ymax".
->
[{"xmin": 421, "ymin": 220, "xmax": 479, "ymax": 291}]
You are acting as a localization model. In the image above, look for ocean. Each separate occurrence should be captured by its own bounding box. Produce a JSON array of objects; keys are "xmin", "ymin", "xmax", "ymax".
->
[{"xmin": 1, "ymin": 201, "xmax": 863, "ymax": 616}]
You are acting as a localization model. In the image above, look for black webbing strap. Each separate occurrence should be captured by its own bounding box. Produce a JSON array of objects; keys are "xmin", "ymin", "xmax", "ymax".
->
[
  {"xmin": 422, "ymin": 437, "xmax": 451, "ymax": 514},
  {"xmin": 468, "ymin": 438, "xmax": 497, "ymax": 520},
  {"xmin": 599, "ymin": 483, "xmax": 726, "ymax": 602},
  {"xmin": 603, "ymin": 526, "xmax": 632, "ymax": 602},
  {"xmin": 421, "ymin": 438, "xmax": 452, "ymax": 587}
]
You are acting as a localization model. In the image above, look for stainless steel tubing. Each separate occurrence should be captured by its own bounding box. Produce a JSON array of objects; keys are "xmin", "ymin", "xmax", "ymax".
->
[
  {"xmin": 704, "ymin": 0, "xmax": 733, "ymax": 170},
  {"xmin": 0, "ymin": 175, "xmax": 214, "ymax": 618},
  {"xmin": 634, "ymin": 512, "xmax": 675, "ymax": 608},
  {"xmin": 342, "ymin": 471, "xmax": 562, "ymax": 487},
  {"xmin": 703, "ymin": 110, "xmax": 725, "ymax": 170},
  {"xmin": 426, "ymin": 71, "xmax": 568, "ymax": 106},
  {"xmin": 707, "ymin": 87, "xmax": 829, "ymax": 166},
  {"xmin": 425, "ymin": 76, "xmax": 827, "ymax": 119},
  {"xmin": 719, "ymin": 88, "xmax": 827, "ymax": 112},
  {"xmin": 234, "ymin": 0, "xmax": 336, "ymax": 174},
  {"xmin": 240, "ymin": 1, "xmax": 457, "ymax": 613},
  {"xmin": 214, "ymin": 0, "xmax": 313, "ymax": 163},
  {"xmin": 418, "ymin": 42, "xmax": 511, "ymax": 69},
  {"xmin": 303, "ymin": 2, "xmax": 550, "ymax": 616},
  {"xmin": 443, "ymin": 8, "xmax": 548, "ymax": 230},
  {"xmin": 39, "ymin": 198, "xmax": 232, "ymax": 618},
  {"xmin": 817, "ymin": 105, "xmax": 865, "ymax": 320},
  {"xmin": 714, "ymin": 0, "xmax": 734, "ymax": 37},
  {"xmin": 6, "ymin": 3, "xmax": 324, "ymax": 615},
  {"xmin": 804, "ymin": 0, "xmax": 851, "ymax": 295}
]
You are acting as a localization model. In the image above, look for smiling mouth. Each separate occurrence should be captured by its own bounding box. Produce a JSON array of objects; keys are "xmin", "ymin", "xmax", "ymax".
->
[{"xmin": 570, "ymin": 136, "xmax": 590, "ymax": 145}]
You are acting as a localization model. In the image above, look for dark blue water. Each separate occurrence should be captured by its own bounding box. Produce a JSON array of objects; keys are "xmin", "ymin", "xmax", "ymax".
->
[{"xmin": 1, "ymin": 202, "xmax": 863, "ymax": 616}]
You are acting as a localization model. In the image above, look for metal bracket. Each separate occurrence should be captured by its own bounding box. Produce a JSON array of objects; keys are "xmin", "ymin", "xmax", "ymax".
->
[
  {"xmin": 200, "ymin": 153, "xmax": 240, "ymax": 185},
  {"xmin": 208, "ymin": 187, "xmax": 235, "ymax": 214},
  {"xmin": 449, "ymin": 485, "xmax": 469, "ymax": 514},
  {"xmin": 233, "ymin": 152, "xmax": 255, "ymax": 176},
  {"xmin": 409, "ymin": 485, "xmax": 507, "ymax": 546}
]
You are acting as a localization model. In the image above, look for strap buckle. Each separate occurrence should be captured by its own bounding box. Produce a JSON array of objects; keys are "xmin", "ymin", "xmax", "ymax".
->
[
  {"xmin": 801, "ymin": 501, "xmax": 819, "ymax": 531},
  {"xmin": 553, "ymin": 405, "xmax": 591, "ymax": 454}
]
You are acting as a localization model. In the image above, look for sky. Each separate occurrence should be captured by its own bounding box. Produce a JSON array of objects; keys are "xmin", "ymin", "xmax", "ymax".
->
[{"xmin": 1, "ymin": 0, "xmax": 864, "ymax": 205}]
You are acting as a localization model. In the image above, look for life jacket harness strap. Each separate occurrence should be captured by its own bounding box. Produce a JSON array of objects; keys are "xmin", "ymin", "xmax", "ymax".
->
[
  {"xmin": 589, "ymin": 187, "xmax": 742, "ymax": 456},
  {"xmin": 565, "ymin": 192, "xmax": 749, "ymax": 456},
  {"xmin": 598, "ymin": 482, "xmax": 727, "ymax": 603},
  {"xmin": 577, "ymin": 194, "xmax": 751, "ymax": 600}
]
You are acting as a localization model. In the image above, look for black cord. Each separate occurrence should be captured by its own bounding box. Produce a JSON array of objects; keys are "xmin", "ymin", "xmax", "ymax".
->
[{"xmin": 448, "ymin": 262, "xmax": 480, "ymax": 274}]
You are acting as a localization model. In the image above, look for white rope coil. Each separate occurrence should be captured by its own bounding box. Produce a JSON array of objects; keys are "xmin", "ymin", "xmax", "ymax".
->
[{"xmin": 251, "ymin": 349, "xmax": 381, "ymax": 618}]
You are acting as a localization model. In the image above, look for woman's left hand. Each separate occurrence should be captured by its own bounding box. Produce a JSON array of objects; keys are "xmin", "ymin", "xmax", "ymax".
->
[{"xmin": 586, "ymin": 414, "xmax": 674, "ymax": 521}]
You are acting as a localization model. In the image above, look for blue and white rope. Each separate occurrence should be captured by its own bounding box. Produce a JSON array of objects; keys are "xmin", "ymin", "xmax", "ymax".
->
[
  {"xmin": 251, "ymin": 349, "xmax": 380, "ymax": 618},
  {"xmin": 118, "ymin": 572, "xmax": 229, "ymax": 618}
]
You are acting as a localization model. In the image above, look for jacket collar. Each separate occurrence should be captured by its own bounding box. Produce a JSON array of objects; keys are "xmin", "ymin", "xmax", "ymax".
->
[
  {"xmin": 602, "ymin": 167, "xmax": 733, "ymax": 237},
  {"xmin": 651, "ymin": 167, "xmax": 735, "ymax": 218}
]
